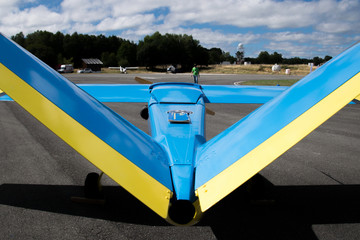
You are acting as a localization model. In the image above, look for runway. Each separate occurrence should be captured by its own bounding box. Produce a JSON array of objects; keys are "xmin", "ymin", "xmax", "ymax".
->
[{"xmin": 1, "ymin": 73, "xmax": 360, "ymax": 239}]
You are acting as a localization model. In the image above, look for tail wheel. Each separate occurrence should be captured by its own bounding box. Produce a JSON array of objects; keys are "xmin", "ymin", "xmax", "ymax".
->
[
  {"xmin": 84, "ymin": 172, "xmax": 103, "ymax": 199},
  {"xmin": 140, "ymin": 106, "xmax": 149, "ymax": 120},
  {"xmin": 168, "ymin": 200, "xmax": 196, "ymax": 225}
]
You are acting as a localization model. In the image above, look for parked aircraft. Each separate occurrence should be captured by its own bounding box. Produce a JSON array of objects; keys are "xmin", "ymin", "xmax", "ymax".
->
[
  {"xmin": 0, "ymin": 33, "xmax": 359, "ymax": 225},
  {"xmin": 108, "ymin": 66, "xmax": 139, "ymax": 73}
]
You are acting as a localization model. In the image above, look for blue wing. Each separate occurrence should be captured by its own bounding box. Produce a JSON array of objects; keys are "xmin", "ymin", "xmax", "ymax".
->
[
  {"xmin": 0, "ymin": 33, "xmax": 172, "ymax": 218},
  {"xmin": 195, "ymin": 42, "xmax": 360, "ymax": 212}
]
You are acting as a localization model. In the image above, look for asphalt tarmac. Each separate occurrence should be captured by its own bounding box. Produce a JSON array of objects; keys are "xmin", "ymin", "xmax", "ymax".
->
[{"xmin": 1, "ymin": 73, "xmax": 360, "ymax": 239}]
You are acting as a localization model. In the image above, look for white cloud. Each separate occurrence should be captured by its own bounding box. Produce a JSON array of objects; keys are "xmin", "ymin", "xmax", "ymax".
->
[
  {"xmin": 0, "ymin": 0, "xmax": 359, "ymax": 57},
  {"xmin": 264, "ymin": 40, "xmax": 348, "ymax": 58},
  {"xmin": 0, "ymin": 1, "xmax": 21, "ymax": 27},
  {"xmin": 265, "ymin": 41, "xmax": 314, "ymax": 58},
  {"xmin": 0, "ymin": 5, "xmax": 65, "ymax": 35},
  {"xmin": 3, "ymin": 5, "xmax": 61, "ymax": 26},
  {"xmin": 68, "ymin": 22, "xmax": 96, "ymax": 34},
  {"xmin": 176, "ymin": 28, "xmax": 260, "ymax": 48},
  {"xmin": 61, "ymin": 0, "xmax": 110, "ymax": 23},
  {"xmin": 164, "ymin": 0, "xmax": 360, "ymax": 33},
  {"xmin": 165, "ymin": 0, "xmax": 316, "ymax": 29},
  {"xmin": 263, "ymin": 31, "xmax": 360, "ymax": 57},
  {"xmin": 96, "ymin": 14, "xmax": 156, "ymax": 31},
  {"xmin": 109, "ymin": 0, "xmax": 169, "ymax": 16}
]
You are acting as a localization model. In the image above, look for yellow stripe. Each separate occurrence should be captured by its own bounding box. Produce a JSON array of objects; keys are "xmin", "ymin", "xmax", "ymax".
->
[
  {"xmin": 356, "ymin": 94, "xmax": 360, "ymax": 101},
  {"xmin": 0, "ymin": 63, "xmax": 171, "ymax": 218},
  {"xmin": 196, "ymin": 72, "xmax": 360, "ymax": 212}
]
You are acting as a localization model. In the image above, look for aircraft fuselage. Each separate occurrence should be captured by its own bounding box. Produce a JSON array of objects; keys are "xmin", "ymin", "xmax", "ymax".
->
[{"xmin": 148, "ymin": 83, "xmax": 206, "ymax": 202}]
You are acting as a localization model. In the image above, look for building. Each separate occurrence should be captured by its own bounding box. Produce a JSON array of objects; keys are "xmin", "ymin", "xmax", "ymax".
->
[{"xmin": 82, "ymin": 58, "xmax": 103, "ymax": 72}]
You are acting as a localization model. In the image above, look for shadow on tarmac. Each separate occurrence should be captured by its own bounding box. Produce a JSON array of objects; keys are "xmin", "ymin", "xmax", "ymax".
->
[
  {"xmin": 1, "ymin": 174, "xmax": 360, "ymax": 239},
  {"xmin": 203, "ymin": 175, "xmax": 360, "ymax": 239}
]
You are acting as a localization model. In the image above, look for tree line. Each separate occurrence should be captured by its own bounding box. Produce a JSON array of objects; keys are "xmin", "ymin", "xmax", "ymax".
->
[
  {"xmin": 11, "ymin": 31, "xmax": 137, "ymax": 69},
  {"xmin": 11, "ymin": 30, "xmax": 331, "ymax": 71},
  {"xmin": 245, "ymin": 51, "xmax": 332, "ymax": 66},
  {"xmin": 11, "ymin": 30, "xmax": 235, "ymax": 71}
]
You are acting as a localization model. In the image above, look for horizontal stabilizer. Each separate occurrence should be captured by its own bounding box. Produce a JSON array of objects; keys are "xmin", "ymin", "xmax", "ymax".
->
[
  {"xmin": 0, "ymin": 88, "xmax": 12, "ymax": 101},
  {"xmin": 78, "ymin": 84, "xmax": 150, "ymax": 102},
  {"xmin": 201, "ymin": 85, "xmax": 287, "ymax": 103},
  {"xmin": 354, "ymin": 95, "xmax": 360, "ymax": 103},
  {"xmin": 3, "ymin": 82, "xmax": 358, "ymax": 105},
  {"xmin": 195, "ymin": 42, "xmax": 360, "ymax": 212},
  {"xmin": 0, "ymin": 95, "xmax": 12, "ymax": 101},
  {"xmin": 0, "ymin": 33, "xmax": 173, "ymax": 218}
]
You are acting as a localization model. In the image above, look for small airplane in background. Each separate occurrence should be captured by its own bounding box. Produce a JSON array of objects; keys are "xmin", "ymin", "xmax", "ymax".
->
[
  {"xmin": 108, "ymin": 66, "xmax": 127, "ymax": 73},
  {"xmin": 0, "ymin": 33, "xmax": 360, "ymax": 225},
  {"xmin": 108, "ymin": 66, "xmax": 140, "ymax": 74}
]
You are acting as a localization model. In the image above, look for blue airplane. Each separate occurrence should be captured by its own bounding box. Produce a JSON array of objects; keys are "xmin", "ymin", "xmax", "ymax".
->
[{"xmin": 0, "ymin": 33, "xmax": 360, "ymax": 225}]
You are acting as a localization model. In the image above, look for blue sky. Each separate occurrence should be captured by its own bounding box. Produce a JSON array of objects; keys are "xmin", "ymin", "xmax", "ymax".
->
[{"xmin": 1, "ymin": 0, "xmax": 359, "ymax": 58}]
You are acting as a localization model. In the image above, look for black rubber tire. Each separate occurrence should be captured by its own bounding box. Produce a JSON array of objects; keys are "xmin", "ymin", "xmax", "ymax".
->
[
  {"xmin": 140, "ymin": 106, "xmax": 149, "ymax": 120},
  {"xmin": 84, "ymin": 172, "xmax": 102, "ymax": 199}
]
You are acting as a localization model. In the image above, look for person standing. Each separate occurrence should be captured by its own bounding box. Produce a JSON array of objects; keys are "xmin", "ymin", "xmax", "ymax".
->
[{"xmin": 191, "ymin": 64, "xmax": 200, "ymax": 84}]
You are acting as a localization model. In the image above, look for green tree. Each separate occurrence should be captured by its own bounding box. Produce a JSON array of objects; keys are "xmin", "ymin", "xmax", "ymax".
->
[
  {"xmin": 11, "ymin": 32, "xmax": 25, "ymax": 47},
  {"xmin": 10, "ymin": 30, "xmax": 219, "ymax": 71},
  {"xmin": 208, "ymin": 48, "xmax": 224, "ymax": 64},
  {"xmin": 313, "ymin": 56, "xmax": 323, "ymax": 66},
  {"xmin": 137, "ymin": 32, "xmax": 163, "ymax": 69},
  {"xmin": 137, "ymin": 32, "xmax": 208, "ymax": 71},
  {"xmin": 271, "ymin": 51, "xmax": 283, "ymax": 64},
  {"xmin": 63, "ymin": 32, "xmax": 82, "ymax": 67},
  {"xmin": 324, "ymin": 55, "xmax": 332, "ymax": 62},
  {"xmin": 117, "ymin": 41, "xmax": 137, "ymax": 67},
  {"xmin": 236, "ymin": 51, "xmax": 244, "ymax": 63},
  {"xmin": 257, "ymin": 51, "xmax": 271, "ymax": 64},
  {"xmin": 223, "ymin": 52, "xmax": 237, "ymax": 64},
  {"xmin": 27, "ymin": 43, "xmax": 56, "ymax": 67},
  {"xmin": 24, "ymin": 30, "xmax": 59, "ymax": 67},
  {"xmin": 101, "ymin": 52, "xmax": 117, "ymax": 67}
]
